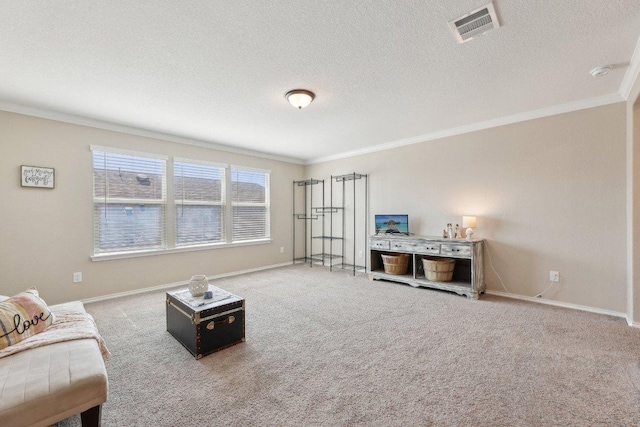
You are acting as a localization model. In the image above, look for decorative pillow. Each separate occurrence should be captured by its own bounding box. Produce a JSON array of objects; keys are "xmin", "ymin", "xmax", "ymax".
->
[{"xmin": 0, "ymin": 288, "xmax": 55, "ymax": 350}]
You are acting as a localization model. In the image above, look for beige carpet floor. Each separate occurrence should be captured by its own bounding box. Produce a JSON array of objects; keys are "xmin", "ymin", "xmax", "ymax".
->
[{"xmin": 54, "ymin": 264, "xmax": 640, "ymax": 426}]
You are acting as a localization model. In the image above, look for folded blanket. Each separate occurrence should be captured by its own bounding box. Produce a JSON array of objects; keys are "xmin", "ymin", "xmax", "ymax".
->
[{"xmin": 0, "ymin": 308, "xmax": 110, "ymax": 360}]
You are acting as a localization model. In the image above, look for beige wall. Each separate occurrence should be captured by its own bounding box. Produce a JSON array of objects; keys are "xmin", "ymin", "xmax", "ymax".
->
[
  {"xmin": 0, "ymin": 111, "xmax": 304, "ymax": 304},
  {"xmin": 633, "ymin": 104, "xmax": 640, "ymax": 323},
  {"xmin": 307, "ymin": 103, "xmax": 628, "ymax": 313},
  {"xmin": 629, "ymin": 71, "xmax": 640, "ymax": 324},
  {"xmin": 0, "ymin": 103, "xmax": 631, "ymax": 314}
]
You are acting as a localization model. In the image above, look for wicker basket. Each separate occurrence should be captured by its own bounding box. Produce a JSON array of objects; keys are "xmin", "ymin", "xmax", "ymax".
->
[
  {"xmin": 381, "ymin": 253, "xmax": 410, "ymax": 275},
  {"xmin": 422, "ymin": 257, "xmax": 455, "ymax": 282}
]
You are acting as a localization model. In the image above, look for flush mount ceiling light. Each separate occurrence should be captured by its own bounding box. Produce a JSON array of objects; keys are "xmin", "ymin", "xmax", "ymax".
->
[
  {"xmin": 590, "ymin": 66, "xmax": 612, "ymax": 77},
  {"xmin": 286, "ymin": 89, "xmax": 315, "ymax": 109}
]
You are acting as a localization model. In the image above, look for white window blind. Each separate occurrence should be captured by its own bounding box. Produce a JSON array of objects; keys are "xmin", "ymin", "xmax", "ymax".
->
[
  {"xmin": 231, "ymin": 167, "xmax": 270, "ymax": 241},
  {"xmin": 174, "ymin": 159, "xmax": 226, "ymax": 246},
  {"xmin": 92, "ymin": 148, "xmax": 167, "ymax": 254}
]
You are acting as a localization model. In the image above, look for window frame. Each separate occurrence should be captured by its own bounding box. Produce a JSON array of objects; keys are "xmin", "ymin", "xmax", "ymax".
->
[
  {"xmin": 230, "ymin": 165, "xmax": 271, "ymax": 243},
  {"xmin": 91, "ymin": 145, "xmax": 168, "ymax": 255},
  {"xmin": 174, "ymin": 158, "xmax": 227, "ymax": 247},
  {"xmin": 90, "ymin": 149, "xmax": 272, "ymax": 261}
]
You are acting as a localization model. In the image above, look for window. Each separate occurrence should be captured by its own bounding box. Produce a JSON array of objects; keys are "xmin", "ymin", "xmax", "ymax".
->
[
  {"xmin": 92, "ymin": 147, "xmax": 167, "ymax": 254},
  {"xmin": 91, "ymin": 147, "xmax": 271, "ymax": 258},
  {"xmin": 174, "ymin": 159, "xmax": 226, "ymax": 246},
  {"xmin": 231, "ymin": 167, "xmax": 270, "ymax": 241}
]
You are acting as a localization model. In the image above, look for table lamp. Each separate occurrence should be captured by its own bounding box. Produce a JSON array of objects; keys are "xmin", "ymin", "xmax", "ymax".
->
[{"xmin": 463, "ymin": 216, "xmax": 477, "ymax": 240}]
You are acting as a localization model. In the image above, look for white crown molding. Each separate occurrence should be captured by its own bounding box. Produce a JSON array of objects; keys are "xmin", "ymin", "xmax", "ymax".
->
[
  {"xmin": 0, "ymin": 101, "xmax": 305, "ymax": 165},
  {"xmin": 619, "ymin": 34, "xmax": 640, "ymax": 100},
  {"xmin": 0, "ymin": 88, "xmax": 626, "ymax": 167},
  {"xmin": 306, "ymin": 93, "xmax": 624, "ymax": 165},
  {"xmin": 485, "ymin": 289, "xmax": 630, "ymax": 324},
  {"xmin": 81, "ymin": 261, "xmax": 292, "ymax": 304}
]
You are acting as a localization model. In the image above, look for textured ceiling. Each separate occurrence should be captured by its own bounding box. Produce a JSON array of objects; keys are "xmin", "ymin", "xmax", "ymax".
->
[{"xmin": 1, "ymin": 1, "xmax": 640, "ymax": 163}]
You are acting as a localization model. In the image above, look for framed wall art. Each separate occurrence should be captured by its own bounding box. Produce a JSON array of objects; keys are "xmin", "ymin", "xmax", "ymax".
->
[
  {"xmin": 21, "ymin": 165, "xmax": 55, "ymax": 189},
  {"xmin": 375, "ymin": 214, "xmax": 409, "ymax": 235}
]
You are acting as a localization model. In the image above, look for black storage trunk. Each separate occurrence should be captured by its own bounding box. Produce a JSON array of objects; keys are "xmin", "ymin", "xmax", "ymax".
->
[{"xmin": 166, "ymin": 289, "xmax": 245, "ymax": 359}]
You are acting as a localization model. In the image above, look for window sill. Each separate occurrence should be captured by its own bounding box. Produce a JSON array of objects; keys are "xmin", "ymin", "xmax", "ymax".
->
[{"xmin": 91, "ymin": 239, "xmax": 272, "ymax": 262}]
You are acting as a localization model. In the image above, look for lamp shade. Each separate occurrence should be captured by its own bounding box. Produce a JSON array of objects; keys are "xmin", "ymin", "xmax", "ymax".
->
[
  {"xmin": 286, "ymin": 89, "xmax": 315, "ymax": 109},
  {"xmin": 462, "ymin": 216, "xmax": 477, "ymax": 228},
  {"xmin": 462, "ymin": 216, "xmax": 477, "ymax": 240}
]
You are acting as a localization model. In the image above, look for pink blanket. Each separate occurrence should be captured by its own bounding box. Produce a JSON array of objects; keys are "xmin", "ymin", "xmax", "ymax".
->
[{"xmin": 0, "ymin": 308, "xmax": 110, "ymax": 360}]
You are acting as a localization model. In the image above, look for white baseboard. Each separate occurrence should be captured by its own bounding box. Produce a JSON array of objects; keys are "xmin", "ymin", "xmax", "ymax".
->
[
  {"xmin": 627, "ymin": 318, "xmax": 640, "ymax": 328},
  {"xmin": 81, "ymin": 261, "xmax": 292, "ymax": 304},
  {"xmin": 82, "ymin": 266, "xmax": 640, "ymax": 329},
  {"xmin": 485, "ymin": 289, "xmax": 629, "ymax": 323}
]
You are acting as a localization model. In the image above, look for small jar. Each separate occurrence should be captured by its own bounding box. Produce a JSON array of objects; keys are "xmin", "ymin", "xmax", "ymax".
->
[{"xmin": 188, "ymin": 275, "xmax": 208, "ymax": 297}]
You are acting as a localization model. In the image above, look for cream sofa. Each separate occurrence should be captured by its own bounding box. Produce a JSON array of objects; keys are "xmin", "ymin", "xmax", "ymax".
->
[{"xmin": 0, "ymin": 301, "xmax": 109, "ymax": 427}]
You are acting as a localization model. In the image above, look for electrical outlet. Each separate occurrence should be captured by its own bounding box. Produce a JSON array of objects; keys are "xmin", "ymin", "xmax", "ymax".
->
[
  {"xmin": 549, "ymin": 271, "xmax": 559, "ymax": 282},
  {"xmin": 358, "ymin": 250, "xmax": 363, "ymax": 258},
  {"xmin": 280, "ymin": 247, "xmax": 284, "ymax": 254},
  {"xmin": 73, "ymin": 272, "xmax": 83, "ymax": 283}
]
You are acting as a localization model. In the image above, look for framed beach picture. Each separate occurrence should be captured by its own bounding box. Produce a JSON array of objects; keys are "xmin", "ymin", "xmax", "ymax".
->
[
  {"xmin": 21, "ymin": 165, "xmax": 55, "ymax": 189},
  {"xmin": 375, "ymin": 214, "xmax": 409, "ymax": 235}
]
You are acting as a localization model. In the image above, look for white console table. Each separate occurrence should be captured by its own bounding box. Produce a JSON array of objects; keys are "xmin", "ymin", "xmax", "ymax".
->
[{"xmin": 368, "ymin": 234, "xmax": 485, "ymax": 299}]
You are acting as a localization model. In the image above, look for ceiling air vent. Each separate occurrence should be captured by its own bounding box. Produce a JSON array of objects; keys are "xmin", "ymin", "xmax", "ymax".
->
[{"xmin": 449, "ymin": 2, "xmax": 500, "ymax": 44}]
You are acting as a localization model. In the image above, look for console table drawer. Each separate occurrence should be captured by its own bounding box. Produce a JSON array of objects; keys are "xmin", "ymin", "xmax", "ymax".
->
[
  {"xmin": 370, "ymin": 240, "xmax": 390, "ymax": 250},
  {"xmin": 440, "ymin": 244, "xmax": 471, "ymax": 258},
  {"xmin": 415, "ymin": 244, "xmax": 440, "ymax": 255},
  {"xmin": 390, "ymin": 241, "xmax": 416, "ymax": 251}
]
